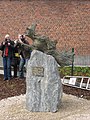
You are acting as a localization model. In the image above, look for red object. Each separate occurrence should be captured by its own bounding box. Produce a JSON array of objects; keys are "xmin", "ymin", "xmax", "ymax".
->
[{"xmin": 5, "ymin": 47, "xmax": 8, "ymax": 56}]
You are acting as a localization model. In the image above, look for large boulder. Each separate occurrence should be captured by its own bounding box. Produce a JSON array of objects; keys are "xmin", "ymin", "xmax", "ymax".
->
[{"xmin": 26, "ymin": 50, "xmax": 63, "ymax": 112}]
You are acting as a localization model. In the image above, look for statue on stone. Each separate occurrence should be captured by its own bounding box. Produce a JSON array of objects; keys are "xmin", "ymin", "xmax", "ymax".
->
[
  {"xmin": 23, "ymin": 24, "xmax": 68, "ymax": 112},
  {"xmin": 19, "ymin": 23, "xmax": 73, "ymax": 66}
]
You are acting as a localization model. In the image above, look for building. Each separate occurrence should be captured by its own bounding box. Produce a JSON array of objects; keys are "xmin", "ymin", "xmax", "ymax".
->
[{"xmin": 0, "ymin": 0, "xmax": 90, "ymax": 65}]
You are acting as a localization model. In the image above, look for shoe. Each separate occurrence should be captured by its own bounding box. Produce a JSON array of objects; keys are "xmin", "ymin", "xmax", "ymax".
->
[
  {"xmin": 8, "ymin": 77, "xmax": 12, "ymax": 80},
  {"xmin": 12, "ymin": 76, "xmax": 18, "ymax": 79},
  {"xmin": 18, "ymin": 77, "xmax": 25, "ymax": 80}
]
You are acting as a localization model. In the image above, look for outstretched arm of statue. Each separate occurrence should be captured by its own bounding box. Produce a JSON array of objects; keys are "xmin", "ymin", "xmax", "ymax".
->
[
  {"xmin": 24, "ymin": 23, "xmax": 73, "ymax": 66},
  {"xmin": 19, "ymin": 42, "xmax": 33, "ymax": 51},
  {"xmin": 14, "ymin": 40, "xmax": 33, "ymax": 51}
]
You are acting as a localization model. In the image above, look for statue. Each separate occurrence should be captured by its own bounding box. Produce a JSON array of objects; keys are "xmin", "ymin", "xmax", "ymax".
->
[
  {"xmin": 19, "ymin": 23, "xmax": 73, "ymax": 66},
  {"xmin": 23, "ymin": 24, "xmax": 72, "ymax": 112}
]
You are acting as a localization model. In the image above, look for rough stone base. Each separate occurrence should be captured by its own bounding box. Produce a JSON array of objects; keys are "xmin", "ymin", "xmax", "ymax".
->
[{"xmin": 26, "ymin": 50, "xmax": 63, "ymax": 112}]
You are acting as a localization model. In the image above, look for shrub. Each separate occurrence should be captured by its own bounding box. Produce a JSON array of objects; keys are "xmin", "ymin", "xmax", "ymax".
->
[{"xmin": 59, "ymin": 66, "xmax": 90, "ymax": 77}]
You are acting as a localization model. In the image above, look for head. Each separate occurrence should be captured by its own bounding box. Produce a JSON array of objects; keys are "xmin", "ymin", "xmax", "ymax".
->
[
  {"xmin": 25, "ymin": 23, "xmax": 37, "ymax": 38},
  {"xmin": 5, "ymin": 34, "xmax": 10, "ymax": 40},
  {"xmin": 18, "ymin": 34, "xmax": 25, "ymax": 39},
  {"xmin": 18, "ymin": 34, "xmax": 26, "ymax": 42}
]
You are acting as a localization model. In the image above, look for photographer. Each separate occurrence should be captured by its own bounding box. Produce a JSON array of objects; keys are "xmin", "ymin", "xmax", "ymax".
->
[
  {"xmin": 0, "ymin": 34, "xmax": 14, "ymax": 80},
  {"xmin": 15, "ymin": 34, "xmax": 31, "ymax": 80}
]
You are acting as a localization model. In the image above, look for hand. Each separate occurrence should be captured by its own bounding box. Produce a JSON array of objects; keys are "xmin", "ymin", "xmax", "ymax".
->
[
  {"xmin": 14, "ymin": 40, "xmax": 18, "ymax": 44},
  {"xmin": 19, "ymin": 39, "xmax": 23, "ymax": 43},
  {"xmin": 8, "ymin": 43, "xmax": 10, "ymax": 46},
  {"xmin": 20, "ymin": 55, "xmax": 22, "ymax": 59},
  {"xmin": 3, "ymin": 42, "xmax": 5, "ymax": 45}
]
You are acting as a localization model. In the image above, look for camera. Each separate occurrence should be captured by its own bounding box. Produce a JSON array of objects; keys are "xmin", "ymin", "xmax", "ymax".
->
[
  {"xmin": 5, "ymin": 39, "xmax": 10, "ymax": 45},
  {"xmin": 21, "ymin": 35, "xmax": 25, "ymax": 42},
  {"xmin": 5, "ymin": 40, "xmax": 8, "ymax": 45}
]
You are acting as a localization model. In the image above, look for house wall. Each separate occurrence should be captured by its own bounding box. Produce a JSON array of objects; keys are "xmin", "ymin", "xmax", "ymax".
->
[{"xmin": 0, "ymin": 0, "xmax": 90, "ymax": 56}]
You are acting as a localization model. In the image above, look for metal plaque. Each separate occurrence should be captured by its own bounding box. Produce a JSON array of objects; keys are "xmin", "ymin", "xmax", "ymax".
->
[{"xmin": 32, "ymin": 67, "xmax": 44, "ymax": 77}]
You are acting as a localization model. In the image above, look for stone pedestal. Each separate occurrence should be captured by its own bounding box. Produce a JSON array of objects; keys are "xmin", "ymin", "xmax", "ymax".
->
[{"xmin": 26, "ymin": 50, "xmax": 63, "ymax": 112}]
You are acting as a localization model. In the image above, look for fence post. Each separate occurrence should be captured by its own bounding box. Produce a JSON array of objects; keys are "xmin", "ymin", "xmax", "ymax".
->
[{"xmin": 71, "ymin": 48, "xmax": 75, "ymax": 76}]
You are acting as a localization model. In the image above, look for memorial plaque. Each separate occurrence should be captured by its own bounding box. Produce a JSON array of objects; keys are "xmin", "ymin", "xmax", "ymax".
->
[{"xmin": 32, "ymin": 67, "xmax": 44, "ymax": 77}]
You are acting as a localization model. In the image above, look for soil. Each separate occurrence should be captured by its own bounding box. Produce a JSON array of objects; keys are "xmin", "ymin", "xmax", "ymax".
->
[
  {"xmin": 0, "ymin": 74, "xmax": 90, "ymax": 101},
  {"xmin": 0, "ymin": 74, "xmax": 26, "ymax": 101}
]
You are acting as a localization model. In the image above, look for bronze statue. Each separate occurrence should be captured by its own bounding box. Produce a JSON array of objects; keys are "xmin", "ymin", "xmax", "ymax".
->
[{"xmin": 19, "ymin": 23, "xmax": 73, "ymax": 66}]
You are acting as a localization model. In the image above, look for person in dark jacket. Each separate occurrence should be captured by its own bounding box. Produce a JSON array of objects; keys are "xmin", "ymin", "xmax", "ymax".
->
[
  {"xmin": 0, "ymin": 34, "xmax": 14, "ymax": 80},
  {"xmin": 11, "ymin": 40, "xmax": 20, "ymax": 78},
  {"xmin": 15, "ymin": 34, "xmax": 31, "ymax": 79}
]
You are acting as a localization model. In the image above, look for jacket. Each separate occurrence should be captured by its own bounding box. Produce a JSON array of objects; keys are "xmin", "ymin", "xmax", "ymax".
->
[{"xmin": 0, "ymin": 39, "xmax": 14, "ymax": 58}]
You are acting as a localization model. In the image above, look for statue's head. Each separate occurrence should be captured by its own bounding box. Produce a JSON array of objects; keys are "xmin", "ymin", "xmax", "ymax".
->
[
  {"xmin": 25, "ymin": 27, "xmax": 31, "ymax": 37},
  {"xmin": 25, "ymin": 23, "xmax": 37, "ymax": 38}
]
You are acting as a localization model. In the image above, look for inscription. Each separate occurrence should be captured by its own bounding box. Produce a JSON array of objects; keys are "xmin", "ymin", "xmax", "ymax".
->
[{"xmin": 32, "ymin": 67, "xmax": 44, "ymax": 77}]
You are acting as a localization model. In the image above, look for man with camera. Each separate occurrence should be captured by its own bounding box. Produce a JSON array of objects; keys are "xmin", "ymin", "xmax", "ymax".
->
[
  {"xmin": 14, "ymin": 34, "xmax": 31, "ymax": 80},
  {"xmin": 0, "ymin": 34, "xmax": 14, "ymax": 80}
]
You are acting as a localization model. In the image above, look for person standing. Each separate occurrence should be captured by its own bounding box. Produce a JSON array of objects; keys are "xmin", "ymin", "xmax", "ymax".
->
[
  {"xmin": 16, "ymin": 34, "xmax": 31, "ymax": 79},
  {"xmin": 0, "ymin": 34, "xmax": 14, "ymax": 80},
  {"xmin": 11, "ymin": 40, "xmax": 20, "ymax": 78}
]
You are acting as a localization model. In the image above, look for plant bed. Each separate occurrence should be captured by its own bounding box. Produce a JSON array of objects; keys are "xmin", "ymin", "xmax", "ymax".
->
[
  {"xmin": 59, "ymin": 66, "xmax": 90, "ymax": 77},
  {"xmin": 0, "ymin": 74, "xmax": 26, "ymax": 100},
  {"xmin": 63, "ymin": 85, "xmax": 90, "ymax": 100},
  {"xmin": 0, "ymin": 74, "xmax": 90, "ymax": 100}
]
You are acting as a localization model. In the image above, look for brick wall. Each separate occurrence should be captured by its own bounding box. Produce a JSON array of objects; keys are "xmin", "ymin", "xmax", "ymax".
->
[{"xmin": 0, "ymin": 0, "xmax": 90, "ymax": 55}]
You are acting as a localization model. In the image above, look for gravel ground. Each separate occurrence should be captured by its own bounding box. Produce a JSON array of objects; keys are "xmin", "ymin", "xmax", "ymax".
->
[{"xmin": 0, "ymin": 93, "xmax": 90, "ymax": 120}]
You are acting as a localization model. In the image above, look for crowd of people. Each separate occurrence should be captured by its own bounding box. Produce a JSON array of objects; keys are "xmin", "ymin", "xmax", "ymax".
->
[{"xmin": 0, "ymin": 34, "xmax": 31, "ymax": 81}]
